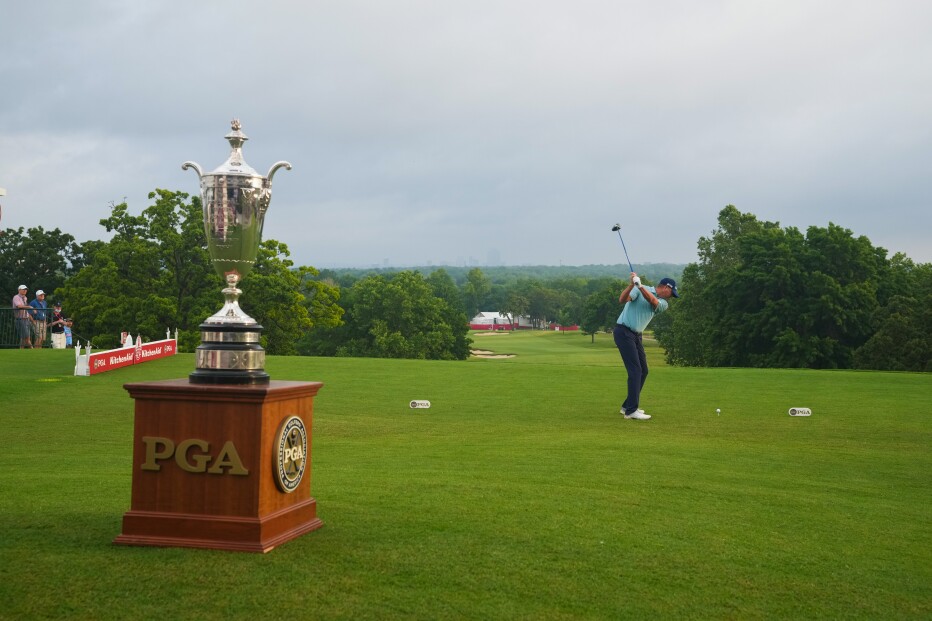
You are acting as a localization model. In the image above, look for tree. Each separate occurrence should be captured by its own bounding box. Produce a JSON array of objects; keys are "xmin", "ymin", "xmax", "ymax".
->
[
  {"xmin": 555, "ymin": 290, "xmax": 583, "ymax": 328},
  {"xmin": 426, "ymin": 269, "xmax": 471, "ymax": 358},
  {"xmin": 427, "ymin": 269, "xmax": 466, "ymax": 316},
  {"xmin": 58, "ymin": 190, "xmax": 340, "ymax": 353},
  {"xmin": 0, "ymin": 226, "xmax": 81, "ymax": 301},
  {"xmin": 141, "ymin": 190, "xmax": 219, "ymax": 339},
  {"xmin": 60, "ymin": 192, "xmax": 217, "ymax": 348},
  {"xmin": 657, "ymin": 206, "xmax": 778, "ymax": 366},
  {"xmin": 792, "ymin": 223, "xmax": 884, "ymax": 367},
  {"xmin": 854, "ymin": 258, "xmax": 932, "ymax": 371},
  {"xmin": 241, "ymin": 239, "xmax": 343, "ymax": 356},
  {"xmin": 295, "ymin": 269, "xmax": 344, "ymax": 351},
  {"xmin": 463, "ymin": 268, "xmax": 491, "ymax": 318},
  {"xmin": 853, "ymin": 294, "xmax": 931, "ymax": 371},
  {"xmin": 337, "ymin": 271, "xmax": 470, "ymax": 360},
  {"xmin": 654, "ymin": 263, "xmax": 706, "ymax": 364},
  {"xmin": 580, "ymin": 281, "xmax": 625, "ymax": 343},
  {"xmin": 499, "ymin": 292, "xmax": 529, "ymax": 329},
  {"xmin": 657, "ymin": 205, "xmax": 903, "ymax": 370},
  {"xmin": 527, "ymin": 285, "xmax": 562, "ymax": 328}
]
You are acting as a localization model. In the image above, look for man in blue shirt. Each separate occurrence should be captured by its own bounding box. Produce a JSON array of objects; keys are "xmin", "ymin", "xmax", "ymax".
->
[
  {"xmin": 614, "ymin": 273, "xmax": 678, "ymax": 420},
  {"xmin": 30, "ymin": 290, "xmax": 49, "ymax": 348}
]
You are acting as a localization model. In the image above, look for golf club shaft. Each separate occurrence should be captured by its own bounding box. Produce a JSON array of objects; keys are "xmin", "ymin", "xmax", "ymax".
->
[{"xmin": 615, "ymin": 230, "xmax": 633, "ymax": 273}]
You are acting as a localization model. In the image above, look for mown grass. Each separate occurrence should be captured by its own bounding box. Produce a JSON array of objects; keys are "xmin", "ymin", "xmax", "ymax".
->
[{"xmin": 0, "ymin": 332, "xmax": 929, "ymax": 620}]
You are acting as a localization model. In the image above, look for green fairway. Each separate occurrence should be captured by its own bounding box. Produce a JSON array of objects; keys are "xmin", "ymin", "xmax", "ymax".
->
[{"xmin": 1, "ymin": 333, "xmax": 930, "ymax": 620}]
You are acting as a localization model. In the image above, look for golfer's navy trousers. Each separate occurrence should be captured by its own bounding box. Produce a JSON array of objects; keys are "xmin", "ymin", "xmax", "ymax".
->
[{"xmin": 613, "ymin": 323, "xmax": 648, "ymax": 414}]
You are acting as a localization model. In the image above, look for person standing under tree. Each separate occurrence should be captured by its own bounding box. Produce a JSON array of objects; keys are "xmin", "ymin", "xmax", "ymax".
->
[
  {"xmin": 613, "ymin": 273, "xmax": 678, "ymax": 420},
  {"xmin": 12, "ymin": 285, "xmax": 34, "ymax": 349},
  {"xmin": 49, "ymin": 301, "xmax": 71, "ymax": 349},
  {"xmin": 30, "ymin": 289, "xmax": 50, "ymax": 348}
]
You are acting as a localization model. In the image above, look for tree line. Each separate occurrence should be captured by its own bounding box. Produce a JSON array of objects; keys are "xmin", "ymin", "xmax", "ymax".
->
[
  {"xmin": 0, "ymin": 189, "xmax": 676, "ymax": 359},
  {"xmin": 2, "ymin": 193, "xmax": 928, "ymax": 370},
  {"xmin": 652, "ymin": 206, "xmax": 930, "ymax": 372},
  {"xmin": 1, "ymin": 191, "xmax": 343, "ymax": 354}
]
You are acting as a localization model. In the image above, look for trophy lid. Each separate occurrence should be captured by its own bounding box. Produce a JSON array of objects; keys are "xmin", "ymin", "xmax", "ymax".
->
[{"xmin": 210, "ymin": 119, "xmax": 260, "ymax": 177}]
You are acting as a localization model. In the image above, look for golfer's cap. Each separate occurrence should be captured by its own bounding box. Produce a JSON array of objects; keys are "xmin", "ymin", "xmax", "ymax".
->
[
  {"xmin": 659, "ymin": 278, "xmax": 679, "ymax": 298},
  {"xmin": 54, "ymin": 302, "xmax": 62, "ymax": 307},
  {"xmin": 18, "ymin": 285, "xmax": 27, "ymax": 290},
  {"xmin": 36, "ymin": 290, "xmax": 45, "ymax": 296}
]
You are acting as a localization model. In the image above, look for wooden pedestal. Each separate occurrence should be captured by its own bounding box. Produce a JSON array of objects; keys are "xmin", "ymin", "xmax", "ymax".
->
[{"xmin": 114, "ymin": 379, "xmax": 324, "ymax": 553}]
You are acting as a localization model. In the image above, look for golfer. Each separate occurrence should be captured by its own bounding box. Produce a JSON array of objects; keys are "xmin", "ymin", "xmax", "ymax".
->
[{"xmin": 614, "ymin": 273, "xmax": 678, "ymax": 420}]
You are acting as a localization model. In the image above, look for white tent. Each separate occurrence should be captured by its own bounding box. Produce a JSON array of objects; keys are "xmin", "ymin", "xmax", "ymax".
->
[{"xmin": 469, "ymin": 312, "xmax": 533, "ymax": 329}]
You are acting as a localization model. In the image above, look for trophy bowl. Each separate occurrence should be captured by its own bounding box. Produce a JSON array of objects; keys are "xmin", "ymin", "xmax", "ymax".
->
[{"xmin": 183, "ymin": 119, "xmax": 291, "ymax": 384}]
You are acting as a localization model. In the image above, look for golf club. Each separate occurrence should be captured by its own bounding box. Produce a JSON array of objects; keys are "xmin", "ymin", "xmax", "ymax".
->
[{"xmin": 611, "ymin": 223, "xmax": 634, "ymax": 273}]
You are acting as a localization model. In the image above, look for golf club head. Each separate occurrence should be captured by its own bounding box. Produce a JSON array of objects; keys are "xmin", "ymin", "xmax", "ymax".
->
[{"xmin": 611, "ymin": 224, "xmax": 621, "ymax": 232}]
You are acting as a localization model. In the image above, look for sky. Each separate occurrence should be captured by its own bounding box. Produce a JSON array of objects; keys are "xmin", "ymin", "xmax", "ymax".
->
[{"xmin": 1, "ymin": 1, "xmax": 930, "ymax": 268}]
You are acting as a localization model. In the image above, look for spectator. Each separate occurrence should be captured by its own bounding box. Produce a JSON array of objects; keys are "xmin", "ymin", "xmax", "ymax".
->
[
  {"xmin": 30, "ymin": 290, "xmax": 50, "ymax": 348},
  {"xmin": 12, "ymin": 285, "xmax": 34, "ymax": 349},
  {"xmin": 49, "ymin": 301, "xmax": 72, "ymax": 349}
]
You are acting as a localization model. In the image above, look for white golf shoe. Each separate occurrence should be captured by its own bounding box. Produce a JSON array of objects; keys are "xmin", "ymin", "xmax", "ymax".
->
[{"xmin": 624, "ymin": 409, "xmax": 651, "ymax": 420}]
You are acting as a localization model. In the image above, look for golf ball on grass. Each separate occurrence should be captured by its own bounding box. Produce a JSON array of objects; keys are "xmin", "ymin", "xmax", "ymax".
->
[{"xmin": 716, "ymin": 408, "xmax": 721, "ymax": 415}]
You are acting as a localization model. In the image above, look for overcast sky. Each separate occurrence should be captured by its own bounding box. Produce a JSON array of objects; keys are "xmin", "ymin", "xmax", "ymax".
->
[{"xmin": 2, "ymin": 1, "xmax": 930, "ymax": 268}]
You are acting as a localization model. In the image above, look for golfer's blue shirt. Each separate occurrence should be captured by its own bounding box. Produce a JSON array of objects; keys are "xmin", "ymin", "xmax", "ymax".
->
[{"xmin": 617, "ymin": 286, "xmax": 668, "ymax": 333}]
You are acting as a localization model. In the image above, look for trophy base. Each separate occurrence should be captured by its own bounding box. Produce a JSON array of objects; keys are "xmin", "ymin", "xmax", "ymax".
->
[
  {"xmin": 189, "ymin": 368, "xmax": 270, "ymax": 385},
  {"xmin": 116, "ymin": 379, "xmax": 324, "ymax": 552},
  {"xmin": 189, "ymin": 323, "xmax": 270, "ymax": 385}
]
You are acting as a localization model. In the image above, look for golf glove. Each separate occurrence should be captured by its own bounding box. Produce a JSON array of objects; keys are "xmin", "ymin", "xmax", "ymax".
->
[{"xmin": 632, "ymin": 276, "xmax": 641, "ymax": 287}]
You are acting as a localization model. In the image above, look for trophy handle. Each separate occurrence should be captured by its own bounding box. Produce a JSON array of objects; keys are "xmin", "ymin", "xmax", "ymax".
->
[
  {"xmin": 267, "ymin": 161, "xmax": 292, "ymax": 182},
  {"xmin": 182, "ymin": 161, "xmax": 204, "ymax": 179}
]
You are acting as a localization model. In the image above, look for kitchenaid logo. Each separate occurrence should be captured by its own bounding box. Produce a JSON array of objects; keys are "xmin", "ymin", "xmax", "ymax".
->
[
  {"xmin": 274, "ymin": 416, "xmax": 308, "ymax": 493},
  {"xmin": 95, "ymin": 352, "xmax": 135, "ymax": 368}
]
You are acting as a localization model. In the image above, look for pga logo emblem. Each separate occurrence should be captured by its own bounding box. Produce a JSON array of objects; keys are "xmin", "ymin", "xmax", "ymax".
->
[{"xmin": 274, "ymin": 416, "xmax": 308, "ymax": 493}]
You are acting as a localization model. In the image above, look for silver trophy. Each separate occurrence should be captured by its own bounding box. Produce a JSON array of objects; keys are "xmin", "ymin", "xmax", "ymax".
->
[{"xmin": 183, "ymin": 119, "xmax": 291, "ymax": 384}]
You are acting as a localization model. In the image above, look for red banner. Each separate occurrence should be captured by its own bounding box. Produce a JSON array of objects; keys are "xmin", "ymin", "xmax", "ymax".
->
[
  {"xmin": 85, "ymin": 339, "xmax": 177, "ymax": 375},
  {"xmin": 135, "ymin": 339, "xmax": 176, "ymax": 363},
  {"xmin": 88, "ymin": 348, "xmax": 137, "ymax": 375}
]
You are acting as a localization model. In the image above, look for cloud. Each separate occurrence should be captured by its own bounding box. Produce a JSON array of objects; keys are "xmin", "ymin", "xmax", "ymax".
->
[{"xmin": 1, "ymin": 0, "xmax": 930, "ymax": 266}]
